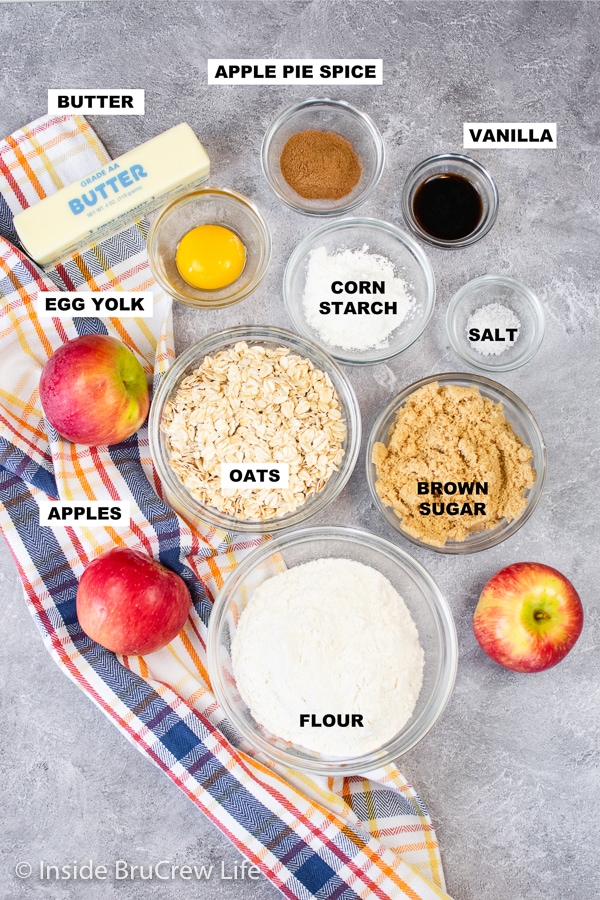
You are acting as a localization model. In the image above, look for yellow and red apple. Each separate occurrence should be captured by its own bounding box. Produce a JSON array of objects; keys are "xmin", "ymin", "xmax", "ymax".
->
[
  {"xmin": 39, "ymin": 334, "xmax": 149, "ymax": 446},
  {"xmin": 77, "ymin": 547, "xmax": 191, "ymax": 655},
  {"xmin": 473, "ymin": 562, "xmax": 583, "ymax": 672}
]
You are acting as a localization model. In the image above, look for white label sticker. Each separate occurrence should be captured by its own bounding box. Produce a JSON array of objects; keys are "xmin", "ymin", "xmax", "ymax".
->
[
  {"xmin": 39, "ymin": 501, "xmax": 131, "ymax": 527},
  {"xmin": 220, "ymin": 463, "xmax": 290, "ymax": 490},
  {"xmin": 207, "ymin": 59, "xmax": 382, "ymax": 85},
  {"xmin": 463, "ymin": 122, "xmax": 557, "ymax": 148},
  {"xmin": 36, "ymin": 292, "xmax": 153, "ymax": 318},
  {"xmin": 48, "ymin": 89, "xmax": 145, "ymax": 115}
]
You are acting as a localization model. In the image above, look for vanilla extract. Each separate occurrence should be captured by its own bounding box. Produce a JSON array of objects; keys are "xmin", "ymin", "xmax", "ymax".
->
[{"xmin": 412, "ymin": 173, "xmax": 483, "ymax": 241}]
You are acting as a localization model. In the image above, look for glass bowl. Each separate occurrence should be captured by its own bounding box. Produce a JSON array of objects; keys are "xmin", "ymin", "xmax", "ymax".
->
[
  {"xmin": 446, "ymin": 275, "xmax": 545, "ymax": 372},
  {"xmin": 283, "ymin": 218, "xmax": 436, "ymax": 365},
  {"xmin": 148, "ymin": 326, "xmax": 361, "ymax": 533},
  {"xmin": 261, "ymin": 98, "xmax": 385, "ymax": 216},
  {"xmin": 366, "ymin": 373, "xmax": 547, "ymax": 554},
  {"xmin": 147, "ymin": 187, "xmax": 271, "ymax": 308},
  {"xmin": 401, "ymin": 153, "xmax": 499, "ymax": 248},
  {"xmin": 207, "ymin": 525, "xmax": 457, "ymax": 775}
]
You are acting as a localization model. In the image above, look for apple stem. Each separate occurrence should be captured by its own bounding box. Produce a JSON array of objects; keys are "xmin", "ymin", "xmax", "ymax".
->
[{"xmin": 533, "ymin": 610, "xmax": 550, "ymax": 621}]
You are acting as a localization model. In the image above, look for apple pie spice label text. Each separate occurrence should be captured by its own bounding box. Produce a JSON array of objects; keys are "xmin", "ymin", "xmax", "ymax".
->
[
  {"xmin": 39, "ymin": 502, "xmax": 131, "ymax": 527},
  {"xmin": 207, "ymin": 59, "xmax": 382, "ymax": 85},
  {"xmin": 37, "ymin": 293, "xmax": 154, "ymax": 318}
]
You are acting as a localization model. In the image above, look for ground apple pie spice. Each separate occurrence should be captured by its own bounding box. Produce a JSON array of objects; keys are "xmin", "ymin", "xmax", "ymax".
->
[
  {"xmin": 280, "ymin": 130, "xmax": 362, "ymax": 200},
  {"xmin": 161, "ymin": 342, "xmax": 346, "ymax": 521},
  {"xmin": 231, "ymin": 558, "xmax": 424, "ymax": 757},
  {"xmin": 373, "ymin": 382, "xmax": 535, "ymax": 546}
]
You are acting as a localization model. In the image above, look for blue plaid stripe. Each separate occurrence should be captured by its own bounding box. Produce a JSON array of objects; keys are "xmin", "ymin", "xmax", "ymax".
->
[
  {"xmin": 0, "ymin": 114, "xmax": 446, "ymax": 900},
  {"xmin": 0, "ymin": 441, "xmax": 57, "ymax": 495},
  {"xmin": 0, "ymin": 466, "xmax": 366, "ymax": 900}
]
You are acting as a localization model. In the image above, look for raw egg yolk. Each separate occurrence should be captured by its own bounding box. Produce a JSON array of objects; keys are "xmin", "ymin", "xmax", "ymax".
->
[{"xmin": 176, "ymin": 224, "xmax": 246, "ymax": 291}]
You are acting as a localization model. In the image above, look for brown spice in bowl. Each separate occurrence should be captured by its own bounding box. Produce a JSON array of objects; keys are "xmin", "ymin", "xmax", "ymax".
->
[
  {"xmin": 280, "ymin": 130, "xmax": 362, "ymax": 200},
  {"xmin": 372, "ymin": 382, "xmax": 535, "ymax": 546}
]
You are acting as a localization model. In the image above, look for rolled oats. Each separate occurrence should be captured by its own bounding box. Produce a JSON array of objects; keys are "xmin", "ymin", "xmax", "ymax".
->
[{"xmin": 161, "ymin": 342, "xmax": 347, "ymax": 521}]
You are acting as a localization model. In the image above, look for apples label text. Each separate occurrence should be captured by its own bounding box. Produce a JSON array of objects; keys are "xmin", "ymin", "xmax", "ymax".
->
[
  {"xmin": 220, "ymin": 463, "xmax": 289, "ymax": 490},
  {"xmin": 39, "ymin": 501, "xmax": 131, "ymax": 527},
  {"xmin": 37, "ymin": 292, "xmax": 153, "ymax": 318}
]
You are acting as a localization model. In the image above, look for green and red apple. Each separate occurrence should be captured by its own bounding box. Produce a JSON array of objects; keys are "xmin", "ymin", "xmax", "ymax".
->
[
  {"xmin": 39, "ymin": 334, "xmax": 149, "ymax": 445},
  {"xmin": 77, "ymin": 547, "xmax": 190, "ymax": 655},
  {"xmin": 473, "ymin": 562, "xmax": 583, "ymax": 672}
]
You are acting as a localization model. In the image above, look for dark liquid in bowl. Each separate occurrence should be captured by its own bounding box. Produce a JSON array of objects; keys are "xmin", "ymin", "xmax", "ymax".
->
[{"xmin": 413, "ymin": 174, "xmax": 483, "ymax": 241}]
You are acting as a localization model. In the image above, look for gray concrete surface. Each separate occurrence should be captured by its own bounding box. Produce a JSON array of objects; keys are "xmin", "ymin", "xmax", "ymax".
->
[{"xmin": 1, "ymin": 2, "xmax": 599, "ymax": 898}]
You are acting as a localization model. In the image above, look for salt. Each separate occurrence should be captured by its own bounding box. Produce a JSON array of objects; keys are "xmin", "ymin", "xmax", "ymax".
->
[
  {"xmin": 467, "ymin": 302, "xmax": 521, "ymax": 356},
  {"xmin": 302, "ymin": 245, "xmax": 415, "ymax": 352}
]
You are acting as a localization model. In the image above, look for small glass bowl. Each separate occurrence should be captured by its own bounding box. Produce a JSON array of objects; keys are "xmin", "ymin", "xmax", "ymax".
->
[
  {"xmin": 207, "ymin": 525, "xmax": 458, "ymax": 775},
  {"xmin": 446, "ymin": 275, "xmax": 545, "ymax": 372},
  {"xmin": 148, "ymin": 326, "xmax": 361, "ymax": 533},
  {"xmin": 402, "ymin": 153, "xmax": 499, "ymax": 248},
  {"xmin": 261, "ymin": 98, "xmax": 385, "ymax": 216},
  {"xmin": 147, "ymin": 188, "xmax": 271, "ymax": 308},
  {"xmin": 366, "ymin": 373, "xmax": 547, "ymax": 554},
  {"xmin": 283, "ymin": 218, "xmax": 435, "ymax": 366}
]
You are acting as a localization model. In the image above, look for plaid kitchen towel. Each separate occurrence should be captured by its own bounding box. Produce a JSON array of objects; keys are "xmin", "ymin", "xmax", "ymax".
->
[{"xmin": 0, "ymin": 114, "xmax": 450, "ymax": 900}]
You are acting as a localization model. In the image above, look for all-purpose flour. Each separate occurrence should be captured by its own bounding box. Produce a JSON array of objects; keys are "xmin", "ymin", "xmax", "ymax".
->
[
  {"xmin": 302, "ymin": 246, "xmax": 415, "ymax": 352},
  {"xmin": 231, "ymin": 558, "xmax": 424, "ymax": 757}
]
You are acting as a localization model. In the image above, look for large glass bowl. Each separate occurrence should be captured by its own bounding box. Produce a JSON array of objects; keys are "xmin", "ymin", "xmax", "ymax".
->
[
  {"xmin": 283, "ymin": 217, "xmax": 436, "ymax": 365},
  {"xmin": 207, "ymin": 525, "xmax": 458, "ymax": 775},
  {"xmin": 149, "ymin": 326, "xmax": 361, "ymax": 533},
  {"xmin": 147, "ymin": 187, "xmax": 271, "ymax": 308},
  {"xmin": 366, "ymin": 373, "xmax": 547, "ymax": 554},
  {"xmin": 261, "ymin": 98, "xmax": 385, "ymax": 216}
]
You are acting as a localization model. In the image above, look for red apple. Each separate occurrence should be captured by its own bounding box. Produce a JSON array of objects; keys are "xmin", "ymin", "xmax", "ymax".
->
[
  {"xmin": 39, "ymin": 334, "xmax": 149, "ymax": 445},
  {"xmin": 76, "ymin": 547, "xmax": 190, "ymax": 655},
  {"xmin": 473, "ymin": 562, "xmax": 583, "ymax": 672}
]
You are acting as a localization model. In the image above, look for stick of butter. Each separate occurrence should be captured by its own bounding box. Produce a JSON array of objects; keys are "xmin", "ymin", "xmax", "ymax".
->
[{"xmin": 14, "ymin": 123, "xmax": 210, "ymax": 267}]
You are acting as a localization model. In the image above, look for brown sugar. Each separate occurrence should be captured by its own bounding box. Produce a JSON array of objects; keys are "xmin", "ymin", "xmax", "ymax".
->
[
  {"xmin": 280, "ymin": 129, "xmax": 362, "ymax": 200},
  {"xmin": 372, "ymin": 382, "xmax": 536, "ymax": 547}
]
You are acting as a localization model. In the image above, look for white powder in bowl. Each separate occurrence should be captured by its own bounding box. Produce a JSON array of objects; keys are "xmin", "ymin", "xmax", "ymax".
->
[
  {"xmin": 231, "ymin": 557, "xmax": 424, "ymax": 757},
  {"xmin": 302, "ymin": 246, "xmax": 415, "ymax": 352},
  {"xmin": 467, "ymin": 302, "xmax": 521, "ymax": 356}
]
